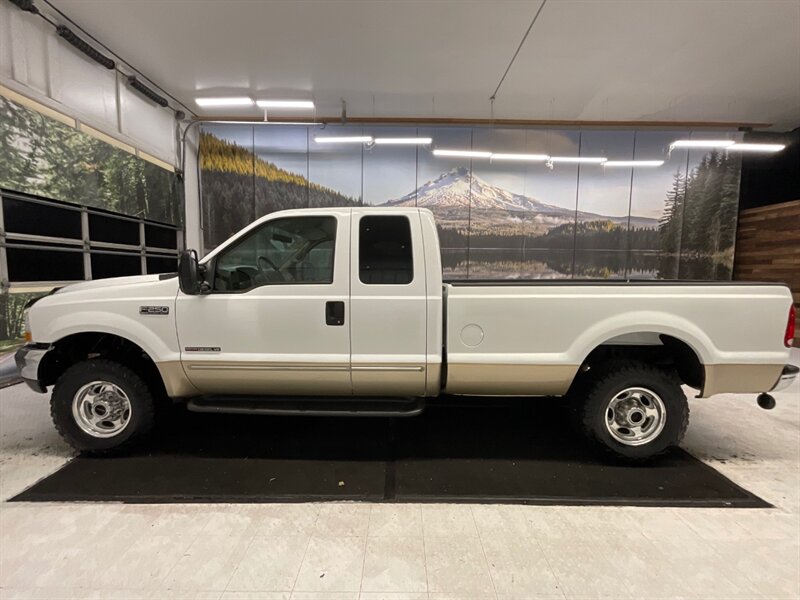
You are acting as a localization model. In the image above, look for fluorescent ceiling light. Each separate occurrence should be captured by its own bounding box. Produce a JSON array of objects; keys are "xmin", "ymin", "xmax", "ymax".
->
[
  {"xmin": 373, "ymin": 137, "xmax": 433, "ymax": 145},
  {"xmin": 195, "ymin": 97, "xmax": 253, "ymax": 107},
  {"xmin": 256, "ymin": 99, "xmax": 315, "ymax": 109},
  {"xmin": 433, "ymin": 149, "xmax": 492, "ymax": 158},
  {"xmin": 602, "ymin": 160, "xmax": 665, "ymax": 167},
  {"xmin": 726, "ymin": 143, "xmax": 786, "ymax": 153},
  {"xmin": 669, "ymin": 140, "xmax": 735, "ymax": 149},
  {"xmin": 314, "ymin": 135, "xmax": 373, "ymax": 143},
  {"xmin": 549, "ymin": 156, "xmax": 607, "ymax": 164},
  {"xmin": 263, "ymin": 121, "xmax": 320, "ymax": 126},
  {"xmin": 491, "ymin": 153, "xmax": 549, "ymax": 161}
]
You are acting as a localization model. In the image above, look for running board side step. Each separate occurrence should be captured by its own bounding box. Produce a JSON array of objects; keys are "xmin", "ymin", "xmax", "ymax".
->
[{"xmin": 186, "ymin": 396, "xmax": 426, "ymax": 417}]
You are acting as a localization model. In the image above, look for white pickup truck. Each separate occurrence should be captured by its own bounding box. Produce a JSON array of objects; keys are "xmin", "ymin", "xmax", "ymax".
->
[{"xmin": 16, "ymin": 207, "xmax": 797, "ymax": 460}]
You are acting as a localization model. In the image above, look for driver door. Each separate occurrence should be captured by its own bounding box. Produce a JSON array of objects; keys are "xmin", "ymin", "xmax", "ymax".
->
[{"xmin": 175, "ymin": 212, "xmax": 352, "ymax": 395}]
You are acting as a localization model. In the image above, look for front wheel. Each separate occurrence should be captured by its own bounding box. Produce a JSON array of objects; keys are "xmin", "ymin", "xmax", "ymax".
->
[
  {"xmin": 51, "ymin": 359, "xmax": 155, "ymax": 454},
  {"xmin": 577, "ymin": 362, "xmax": 689, "ymax": 461}
]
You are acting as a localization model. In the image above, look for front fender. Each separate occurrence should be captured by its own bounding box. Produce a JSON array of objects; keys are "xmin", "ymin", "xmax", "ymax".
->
[{"xmin": 42, "ymin": 312, "xmax": 178, "ymax": 363}]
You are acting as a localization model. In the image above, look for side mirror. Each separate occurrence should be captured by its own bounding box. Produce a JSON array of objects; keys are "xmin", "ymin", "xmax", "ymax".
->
[{"xmin": 178, "ymin": 249, "xmax": 209, "ymax": 295}]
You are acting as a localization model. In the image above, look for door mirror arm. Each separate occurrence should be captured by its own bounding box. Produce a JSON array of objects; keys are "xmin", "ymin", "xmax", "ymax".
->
[{"xmin": 198, "ymin": 264, "xmax": 211, "ymax": 294}]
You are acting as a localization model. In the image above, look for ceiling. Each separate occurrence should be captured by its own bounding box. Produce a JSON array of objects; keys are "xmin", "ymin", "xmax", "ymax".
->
[{"xmin": 49, "ymin": 0, "xmax": 800, "ymax": 129}]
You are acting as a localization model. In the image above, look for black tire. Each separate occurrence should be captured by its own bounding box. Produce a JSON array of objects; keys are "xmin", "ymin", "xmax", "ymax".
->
[
  {"xmin": 577, "ymin": 361, "xmax": 689, "ymax": 461},
  {"xmin": 51, "ymin": 359, "xmax": 155, "ymax": 454}
]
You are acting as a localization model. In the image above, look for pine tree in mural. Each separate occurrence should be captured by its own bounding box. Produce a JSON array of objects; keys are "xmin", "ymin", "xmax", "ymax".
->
[
  {"xmin": 199, "ymin": 132, "xmax": 363, "ymax": 250},
  {"xmin": 0, "ymin": 96, "xmax": 180, "ymax": 225},
  {"xmin": 659, "ymin": 170, "xmax": 686, "ymax": 255},
  {"xmin": 657, "ymin": 151, "xmax": 741, "ymax": 279},
  {"xmin": 0, "ymin": 98, "xmax": 50, "ymax": 190}
]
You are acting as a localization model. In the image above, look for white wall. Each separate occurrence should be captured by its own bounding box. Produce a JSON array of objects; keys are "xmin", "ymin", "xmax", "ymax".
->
[
  {"xmin": 0, "ymin": 2, "xmax": 179, "ymax": 166},
  {"xmin": 182, "ymin": 126, "xmax": 202, "ymax": 253}
]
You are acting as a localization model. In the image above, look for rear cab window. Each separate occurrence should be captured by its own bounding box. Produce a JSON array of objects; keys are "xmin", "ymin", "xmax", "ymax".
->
[{"xmin": 359, "ymin": 215, "xmax": 413, "ymax": 285}]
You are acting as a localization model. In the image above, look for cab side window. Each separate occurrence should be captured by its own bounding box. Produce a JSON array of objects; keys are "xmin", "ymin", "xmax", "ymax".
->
[
  {"xmin": 214, "ymin": 216, "xmax": 336, "ymax": 292},
  {"xmin": 359, "ymin": 216, "xmax": 413, "ymax": 285}
]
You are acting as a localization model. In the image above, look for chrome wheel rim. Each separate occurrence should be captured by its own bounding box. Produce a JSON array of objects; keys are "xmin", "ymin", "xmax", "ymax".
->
[
  {"xmin": 604, "ymin": 387, "xmax": 666, "ymax": 446},
  {"xmin": 71, "ymin": 381, "xmax": 132, "ymax": 438}
]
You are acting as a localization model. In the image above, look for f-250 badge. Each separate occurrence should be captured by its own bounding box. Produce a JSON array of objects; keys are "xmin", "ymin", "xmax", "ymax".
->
[{"xmin": 139, "ymin": 306, "xmax": 169, "ymax": 315}]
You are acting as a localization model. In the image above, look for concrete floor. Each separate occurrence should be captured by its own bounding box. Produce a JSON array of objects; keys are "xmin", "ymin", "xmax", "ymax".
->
[{"xmin": 0, "ymin": 351, "xmax": 798, "ymax": 600}]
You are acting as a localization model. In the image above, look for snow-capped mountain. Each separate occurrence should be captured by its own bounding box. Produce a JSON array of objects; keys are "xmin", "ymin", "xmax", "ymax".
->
[{"xmin": 383, "ymin": 167, "xmax": 658, "ymax": 230}]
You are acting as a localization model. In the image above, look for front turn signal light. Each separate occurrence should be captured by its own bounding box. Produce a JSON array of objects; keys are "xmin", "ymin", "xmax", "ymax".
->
[{"xmin": 23, "ymin": 309, "xmax": 32, "ymax": 342}]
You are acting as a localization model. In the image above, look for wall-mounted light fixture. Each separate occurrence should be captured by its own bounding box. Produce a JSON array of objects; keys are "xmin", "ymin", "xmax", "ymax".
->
[
  {"xmin": 314, "ymin": 136, "xmax": 373, "ymax": 144},
  {"xmin": 432, "ymin": 149, "xmax": 492, "ymax": 158},
  {"xmin": 669, "ymin": 140, "xmax": 735, "ymax": 149},
  {"xmin": 726, "ymin": 143, "xmax": 786, "ymax": 153},
  {"xmin": 56, "ymin": 25, "xmax": 115, "ymax": 70},
  {"xmin": 602, "ymin": 160, "xmax": 665, "ymax": 167},
  {"xmin": 373, "ymin": 137, "xmax": 432, "ymax": 145},
  {"xmin": 549, "ymin": 156, "xmax": 607, "ymax": 164},
  {"xmin": 490, "ymin": 153, "xmax": 549, "ymax": 161}
]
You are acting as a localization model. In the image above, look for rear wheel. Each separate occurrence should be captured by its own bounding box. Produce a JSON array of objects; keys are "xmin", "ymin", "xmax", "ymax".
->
[
  {"xmin": 51, "ymin": 359, "xmax": 155, "ymax": 454},
  {"xmin": 577, "ymin": 361, "xmax": 689, "ymax": 461}
]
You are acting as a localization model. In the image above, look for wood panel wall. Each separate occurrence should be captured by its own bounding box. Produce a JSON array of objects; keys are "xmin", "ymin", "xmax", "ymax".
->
[{"xmin": 733, "ymin": 199, "xmax": 800, "ymax": 344}]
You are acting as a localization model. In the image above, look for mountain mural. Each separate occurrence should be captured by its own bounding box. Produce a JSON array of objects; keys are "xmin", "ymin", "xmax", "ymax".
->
[
  {"xmin": 384, "ymin": 167, "xmax": 658, "ymax": 238},
  {"xmin": 200, "ymin": 131, "xmax": 661, "ymax": 251},
  {"xmin": 198, "ymin": 128, "xmax": 738, "ymax": 281}
]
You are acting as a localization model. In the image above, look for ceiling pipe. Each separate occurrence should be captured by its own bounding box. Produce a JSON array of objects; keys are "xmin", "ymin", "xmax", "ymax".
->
[{"xmin": 188, "ymin": 116, "xmax": 773, "ymax": 130}]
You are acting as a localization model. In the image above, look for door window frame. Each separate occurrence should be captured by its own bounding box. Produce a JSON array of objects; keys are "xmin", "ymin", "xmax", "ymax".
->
[{"xmin": 208, "ymin": 215, "xmax": 338, "ymax": 294}]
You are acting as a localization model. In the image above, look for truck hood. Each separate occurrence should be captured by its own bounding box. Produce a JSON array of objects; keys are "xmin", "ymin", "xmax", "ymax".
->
[
  {"xmin": 53, "ymin": 274, "xmax": 176, "ymax": 295},
  {"xmin": 28, "ymin": 272, "xmax": 180, "ymax": 349}
]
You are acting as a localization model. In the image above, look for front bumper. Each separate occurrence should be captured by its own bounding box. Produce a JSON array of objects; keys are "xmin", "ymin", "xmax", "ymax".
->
[
  {"xmin": 771, "ymin": 364, "xmax": 799, "ymax": 393},
  {"xmin": 14, "ymin": 343, "xmax": 52, "ymax": 393}
]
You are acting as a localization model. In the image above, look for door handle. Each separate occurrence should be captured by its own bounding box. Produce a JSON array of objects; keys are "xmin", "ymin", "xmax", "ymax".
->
[{"xmin": 325, "ymin": 301, "xmax": 345, "ymax": 326}]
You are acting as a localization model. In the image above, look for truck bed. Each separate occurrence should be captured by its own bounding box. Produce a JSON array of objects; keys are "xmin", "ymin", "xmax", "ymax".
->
[{"xmin": 442, "ymin": 280, "xmax": 791, "ymax": 397}]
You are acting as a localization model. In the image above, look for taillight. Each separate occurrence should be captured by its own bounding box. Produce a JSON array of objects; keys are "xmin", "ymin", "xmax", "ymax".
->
[{"xmin": 786, "ymin": 304, "xmax": 797, "ymax": 348}]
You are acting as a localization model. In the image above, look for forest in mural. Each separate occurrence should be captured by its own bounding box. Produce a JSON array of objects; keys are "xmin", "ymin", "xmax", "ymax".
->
[
  {"xmin": 659, "ymin": 151, "xmax": 741, "ymax": 279},
  {"xmin": 199, "ymin": 125, "xmax": 742, "ymax": 280},
  {"xmin": 200, "ymin": 131, "xmax": 362, "ymax": 249},
  {"xmin": 0, "ymin": 293, "xmax": 32, "ymax": 351},
  {"xmin": 0, "ymin": 95, "xmax": 182, "ymax": 225},
  {"xmin": 0, "ymin": 94, "xmax": 182, "ymax": 348}
]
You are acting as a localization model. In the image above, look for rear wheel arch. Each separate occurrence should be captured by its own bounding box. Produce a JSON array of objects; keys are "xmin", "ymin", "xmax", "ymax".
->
[{"xmin": 574, "ymin": 332, "xmax": 706, "ymax": 392}]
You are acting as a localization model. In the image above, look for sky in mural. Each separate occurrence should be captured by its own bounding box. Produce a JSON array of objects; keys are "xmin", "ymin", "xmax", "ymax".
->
[{"xmin": 233, "ymin": 124, "xmax": 710, "ymax": 220}]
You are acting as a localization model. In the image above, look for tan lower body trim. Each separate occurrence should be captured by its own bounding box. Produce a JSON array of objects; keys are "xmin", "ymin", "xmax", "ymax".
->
[
  {"xmin": 351, "ymin": 363, "xmax": 427, "ymax": 396},
  {"xmin": 702, "ymin": 364, "xmax": 784, "ymax": 397},
  {"xmin": 187, "ymin": 364, "xmax": 349, "ymax": 372},
  {"xmin": 425, "ymin": 362, "xmax": 442, "ymax": 396},
  {"xmin": 444, "ymin": 363, "xmax": 578, "ymax": 396},
  {"xmin": 160, "ymin": 359, "xmax": 430, "ymax": 397},
  {"xmin": 183, "ymin": 361, "xmax": 352, "ymax": 395},
  {"xmin": 157, "ymin": 361, "xmax": 200, "ymax": 398}
]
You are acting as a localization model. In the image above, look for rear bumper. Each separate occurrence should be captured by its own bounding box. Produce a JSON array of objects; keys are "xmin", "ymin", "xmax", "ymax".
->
[
  {"xmin": 14, "ymin": 343, "xmax": 52, "ymax": 393},
  {"xmin": 771, "ymin": 364, "xmax": 799, "ymax": 393}
]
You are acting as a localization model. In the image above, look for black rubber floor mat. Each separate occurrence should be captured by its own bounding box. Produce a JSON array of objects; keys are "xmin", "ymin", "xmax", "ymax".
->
[{"xmin": 11, "ymin": 398, "xmax": 769, "ymax": 507}]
